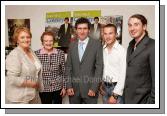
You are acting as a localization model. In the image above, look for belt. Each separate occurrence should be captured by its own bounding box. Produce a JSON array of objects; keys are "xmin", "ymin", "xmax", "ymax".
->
[{"xmin": 103, "ymin": 81, "xmax": 117, "ymax": 86}]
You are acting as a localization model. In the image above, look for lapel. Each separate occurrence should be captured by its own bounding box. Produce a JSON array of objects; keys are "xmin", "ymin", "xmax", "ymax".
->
[
  {"xmin": 127, "ymin": 36, "xmax": 150, "ymax": 63},
  {"xmin": 73, "ymin": 40, "xmax": 80, "ymax": 63},
  {"xmin": 63, "ymin": 24, "xmax": 65, "ymax": 30},
  {"xmin": 80, "ymin": 38, "xmax": 92, "ymax": 63},
  {"xmin": 67, "ymin": 24, "xmax": 70, "ymax": 29},
  {"xmin": 127, "ymin": 39, "xmax": 135, "ymax": 63},
  {"xmin": 17, "ymin": 46, "xmax": 36, "ymax": 70},
  {"xmin": 64, "ymin": 24, "xmax": 70, "ymax": 34}
]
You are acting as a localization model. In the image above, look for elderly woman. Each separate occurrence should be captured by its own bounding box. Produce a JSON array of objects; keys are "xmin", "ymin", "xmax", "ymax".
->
[
  {"xmin": 6, "ymin": 27, "xmax": 43, "ymax": 104},
  {"xmin": 35, "ymin": 31, "xmax": 66, "ymax": 104}
]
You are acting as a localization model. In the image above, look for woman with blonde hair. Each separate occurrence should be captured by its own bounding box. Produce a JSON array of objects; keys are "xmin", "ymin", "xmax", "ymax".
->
[{"xmin": 6, "ymin": 27, "xmax": 43, "ymax": 104}]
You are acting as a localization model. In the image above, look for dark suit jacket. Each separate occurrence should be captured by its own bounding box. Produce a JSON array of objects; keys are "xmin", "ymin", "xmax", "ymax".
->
[
  {"xmin": 65, "ymin": 38, "xmax": 103, "ymax": 98},
  {"xmin": 58, "ymin": 23, "xmax": 72, "ymax": 47},
  {"xmin": 89, "ymin": 23, "xmax": 101, "ymax": 40},
  {"xmin": 124, "ymin": 35, "xmax": 155, "ymax": 104}
]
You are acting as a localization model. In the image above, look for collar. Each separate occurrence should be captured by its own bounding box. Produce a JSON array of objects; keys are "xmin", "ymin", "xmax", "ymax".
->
[
  {"xmin": 129, "ymin": 35, "xmax": 148, "ymax": 48},
  {"xmin": 135, "ymin": 35, "xmax": 147, "ymax": 47},
  {"xmin": 103, "ymin": 40, "xmax": 119, "ymax": 49},
  {"xmin": 40, "ymin": 47, "xmax": 58, "ymax": 54},
  {"xmin": 78, "ymin": 37, "xmax": 89, "ymax": 45}
]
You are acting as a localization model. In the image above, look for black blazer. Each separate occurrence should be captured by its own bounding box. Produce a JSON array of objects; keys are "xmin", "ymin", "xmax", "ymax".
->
[
  {"xmin": 124, "ymin": 35, "xmax": 155, "ymax": 104},
  {"xmin": 58, "ymin": 23, "xmax": 72, "ymax": 47}
]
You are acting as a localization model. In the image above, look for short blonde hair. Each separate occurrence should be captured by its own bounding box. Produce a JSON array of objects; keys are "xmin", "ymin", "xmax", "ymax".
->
[{"xmin": 13, "ymin": 27, "xmax": 32, "ymax": 44}]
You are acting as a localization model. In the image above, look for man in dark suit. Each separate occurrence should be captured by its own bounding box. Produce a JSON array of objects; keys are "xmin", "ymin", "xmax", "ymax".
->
[
  {"xmin": 65, "ymin": 17, "xmax": 103, "ymax": 104},
  {"xmin": 124, "ymin": 14, "xmax": 155, "ymax": 104},
  {"xmin": 90, "ymin": 17, "xmax": 101, "ymax": 40},
  {"xmin": 58, "ymin": 17, "xmax": 72, "ymax": 51}
]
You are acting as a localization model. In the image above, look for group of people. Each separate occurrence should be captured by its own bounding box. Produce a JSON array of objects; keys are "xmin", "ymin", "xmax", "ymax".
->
[{"xmin": 5, "ymin": 14, "xmax": 155, "ymax": 104}]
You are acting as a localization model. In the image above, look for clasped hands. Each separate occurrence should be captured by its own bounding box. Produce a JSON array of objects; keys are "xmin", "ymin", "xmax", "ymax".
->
[{"xmin": 99, "ymin": 84, "xmax": 117, "ymax": 104}]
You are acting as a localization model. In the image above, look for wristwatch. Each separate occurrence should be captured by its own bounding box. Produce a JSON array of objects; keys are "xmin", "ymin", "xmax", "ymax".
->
[{"xmin": 112, "ymin": 93, "xmax": 119, "ymax": 100}]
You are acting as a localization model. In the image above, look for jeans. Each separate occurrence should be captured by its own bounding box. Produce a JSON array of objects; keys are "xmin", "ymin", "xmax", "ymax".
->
[{"xmin": 102, "ymin": 82, "xmax": 124, "ymax": 104}]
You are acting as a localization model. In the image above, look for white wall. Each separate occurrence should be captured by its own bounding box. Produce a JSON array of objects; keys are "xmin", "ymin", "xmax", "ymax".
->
[{"xmin": 5, "ymin": 5, "xmax": 155, "ymax": 50}]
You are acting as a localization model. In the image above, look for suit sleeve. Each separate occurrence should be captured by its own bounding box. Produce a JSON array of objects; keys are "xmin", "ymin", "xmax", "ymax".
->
[
  {"xmin": 147, "ymin": 41, "xmax": 155, "ymax": 103},
  {"xmin": 90, "ymin": 41, "xmax": 103, "ymax": 92},
  {"xmin": 65, "ymin": 44, "xmax": 73, "ymax": 89},
  {"xmin": 6, "ymin": 51, "xmax": 24, "ymax": 86}
]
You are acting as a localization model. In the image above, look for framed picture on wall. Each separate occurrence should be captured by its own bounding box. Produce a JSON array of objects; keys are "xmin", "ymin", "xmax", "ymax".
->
[{"xmin": 7, "ymin": 19, "xmax": 30, "ymax": 48}]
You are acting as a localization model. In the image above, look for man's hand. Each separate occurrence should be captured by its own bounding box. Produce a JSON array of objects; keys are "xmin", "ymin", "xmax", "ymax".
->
[
  {"xmin": 88, "ymin": 89, "xmax": 96, "ymax": 96},
  {"xmin": 67, "ymin": 88, "xmax": 74, "ymax": 96},
  {"xmin": 108, "ymin": 96, "xmax": 117, "ymax": 104}
]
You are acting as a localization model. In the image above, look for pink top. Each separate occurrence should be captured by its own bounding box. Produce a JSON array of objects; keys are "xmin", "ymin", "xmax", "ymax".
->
[{"xmin": 40, "ymin": 48, "xmax": 58, "ymax": 55}]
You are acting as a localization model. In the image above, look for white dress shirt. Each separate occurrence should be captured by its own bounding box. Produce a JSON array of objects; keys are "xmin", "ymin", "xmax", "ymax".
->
[
  {"xmin": 65, "ymin": 23, "xmax": 68, "ymax": 33},
  {"xmin": 94, "ymin": 23, "xmax": 98, "ymax": 32},
  {"xmin": 103, "ymin": 40, "xmax": 127, "ymax": 96}
]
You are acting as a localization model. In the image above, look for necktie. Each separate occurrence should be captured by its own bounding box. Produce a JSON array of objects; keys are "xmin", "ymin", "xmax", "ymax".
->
[
  {"xmin": 78, "ymin": 42, "xmax": 84, "ymax": 61},
  {"xmin": 131, "ymin": 41, "xmax": 137, "ymax": 54}
]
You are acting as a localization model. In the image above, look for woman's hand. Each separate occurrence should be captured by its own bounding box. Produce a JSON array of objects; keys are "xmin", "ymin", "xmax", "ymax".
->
[
  {"xmin": 21, "ymin": 80, "xmax": 39, "ymax": 89},
  {"xmin": 60, "ymin": 88, "xmax": 66, "ymax": 97}
]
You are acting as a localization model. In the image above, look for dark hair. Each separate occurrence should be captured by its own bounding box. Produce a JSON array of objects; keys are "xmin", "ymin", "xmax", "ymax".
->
[
  {"xmin": 40, "ymin": 31, "xmax": 55, "ymax": 43},
  {"xmin": 130, "ymin": 14, "xmax": 149, "ymax": 37},
  {"xmin": 103, "ymin": 23, "xmax": 117, "ymax": 34},
  {"xmin": 75, "ymin": 17, "xmax": 91, "ymax": 29},
  {"xmin": 64, "ymin": 17, "xmax": 69, "ymax": 21},
  {"xmin": 94, "ymin": 17, "xmax": 99, "ymax": 20}
]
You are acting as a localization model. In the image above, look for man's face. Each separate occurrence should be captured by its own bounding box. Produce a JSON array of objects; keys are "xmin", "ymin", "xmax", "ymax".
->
[
  {"xmin": 94, "ymin": 19, "xmax": 99, "ymax": 24},
  {"xmin": 64, "ymin": 19, "xmax": 69, "ymax": 24},
  {"xmin": 76, "ymin": 23, "xmax": 90, "ymax": 41},
  {"xmin": 103, "ymin": 27, "xmax": 117, "ymax": 45},
  {"xmin": 128, "ymin": 17, "xmax": 146, "ymax": 39}
]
